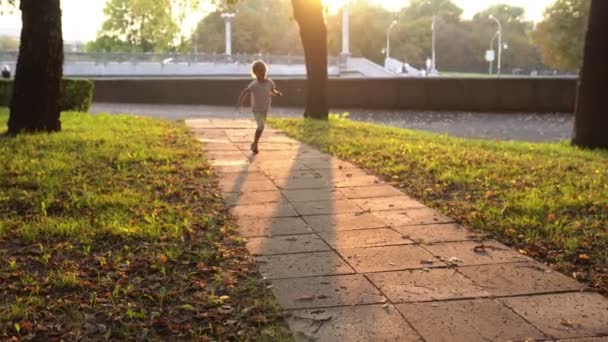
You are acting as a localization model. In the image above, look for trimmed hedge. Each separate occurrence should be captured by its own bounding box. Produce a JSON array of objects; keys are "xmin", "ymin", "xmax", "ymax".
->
[{"xmin": 0, "ymin": 79, "xmax": 94, "ymax": 112}]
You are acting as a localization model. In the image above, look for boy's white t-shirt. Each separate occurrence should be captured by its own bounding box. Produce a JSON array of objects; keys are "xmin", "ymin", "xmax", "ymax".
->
[{"xmin": 248, "ymin": 78, "xmax": 275, "ymax": 113}]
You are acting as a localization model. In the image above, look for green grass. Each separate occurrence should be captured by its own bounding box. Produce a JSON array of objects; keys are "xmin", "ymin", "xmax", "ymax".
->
[
  {"xmin": 268, "ymin": 116, "xmax": 608, "ymax": 292},
  {"xmin": 0, "ymin": 108, "xmax": 291, "ymax": 340}
]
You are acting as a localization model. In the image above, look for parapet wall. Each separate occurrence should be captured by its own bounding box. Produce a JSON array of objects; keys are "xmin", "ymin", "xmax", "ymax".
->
[{"xmin": 93, "ymin": 77, "xmax": 577, "ymax": 113}]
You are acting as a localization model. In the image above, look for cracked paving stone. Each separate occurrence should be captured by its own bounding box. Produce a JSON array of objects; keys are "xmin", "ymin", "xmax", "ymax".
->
[
  {"xmin": 372, "ymin": 208, "xmax": 454, "ymax": 227},
  {"xmin": 459, "ymin": 262, "xmax": 586, "ymax": 297},
  {"xmin": 270, "ymin": 274, "xmax": 387, "ymax": 309},
  {"xmin": 302, "ymin": 213, "xmax": 388, "ymax": 233},
  {"xmin": 339, "ymin": 185, "xmax": 405, "ymax": 199},
  {"xmin": 368, "ymin": 268, "xmax": 489, "ymax": 303},
  {"xmin": 245, "ymin": 234, "xmax": 331, "ymax": 256},
  {"xmin": 351, "ymin": 196, "xmax": 426, "ymax": 212},
  {"xmin": 319, "ymin": 228, "xmax": 412, "ymax": 249},
  {"xmin": 287, "ymin": 305, "xmax": 423, "ymax": 342},
  {"xmin": 393, "ymin": 223, "xmax": 483, "ymax": 244},
  {"xmin": 256, "ymin": 251, "xmax": 355, "ymax": 279},
  {"xmin": 235, "ymin": 216, "xmax": 313, "ymax": 237},
  {"xmin": 291, "ymin": 200, "xmax": 363, "ymax": 216},
  {"xmin": 502, "ymin": 292, "xmax": 608, "ymax": 339},
  {"xmin": 338, "ymin": 245, "xmax": 440, "ymax": 273},
  {"xmin": 423, "ymin": 240, "xmax": 531, "ymax": 266},
  {"xmin": 397, "ymin": 299, "xmax": 546, "ymax": 342}
]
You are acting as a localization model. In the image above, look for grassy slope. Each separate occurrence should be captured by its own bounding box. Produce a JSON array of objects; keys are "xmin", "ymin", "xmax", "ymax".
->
[
  {"xmin": 269, "ymin": 117, "xmax": 608, "ymax": 293},
  {"xmin": 0, "ymin": 109, "xmax": 290, "ymax": 340}
]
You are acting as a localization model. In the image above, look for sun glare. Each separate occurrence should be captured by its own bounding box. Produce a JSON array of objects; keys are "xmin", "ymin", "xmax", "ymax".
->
[{"xmin": 323, "ymin": 0, "xmax": 405, "ymax": 14}]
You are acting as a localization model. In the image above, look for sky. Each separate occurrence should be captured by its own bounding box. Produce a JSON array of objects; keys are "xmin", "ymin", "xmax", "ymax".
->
[{"xmin": 0, "ymin": 0, "xmax": 556, "ymax": 42}]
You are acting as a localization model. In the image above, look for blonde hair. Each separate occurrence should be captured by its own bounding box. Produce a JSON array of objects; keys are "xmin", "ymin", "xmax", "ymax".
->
[{"xmin": 251, "ymin": 60, "xmax": 268, "ymax": 80}]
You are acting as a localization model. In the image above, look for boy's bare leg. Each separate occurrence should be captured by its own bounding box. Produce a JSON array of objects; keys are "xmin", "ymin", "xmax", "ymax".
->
[{"xmin": 251, "ymin": 112, "xmax": 266, "ymax": 153}]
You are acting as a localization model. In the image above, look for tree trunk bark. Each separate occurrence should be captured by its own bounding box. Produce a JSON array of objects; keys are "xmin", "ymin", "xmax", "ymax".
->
[
  {"xmin": 572, "ymin": 0, "xmax": 608, "ymax": 149},
  {"xmin": 8, "ymin": 0, "xmax": 64, "ymax": 134},
  {"xmin": 291, "ymin": 0, "xmax": 328, "ymax": 120}
]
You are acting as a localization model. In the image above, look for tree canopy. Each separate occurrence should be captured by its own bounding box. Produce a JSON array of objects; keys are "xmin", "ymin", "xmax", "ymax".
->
[
  {"xmin": 189, "ymin": 0, "xmax": 545, "ymax": 73},
  {"xmin": 87, "ymin": 0, "xmax": 202, "ymax": 53},
  {"xmin": 532, "ymin": 0, "xmax": 590, "ymax": 71}
]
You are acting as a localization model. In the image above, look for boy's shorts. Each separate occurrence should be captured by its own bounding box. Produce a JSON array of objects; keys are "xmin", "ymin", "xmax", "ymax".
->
[{"xmin": 253, "ymin": 111, "xmax": 267, "ymax": 129}]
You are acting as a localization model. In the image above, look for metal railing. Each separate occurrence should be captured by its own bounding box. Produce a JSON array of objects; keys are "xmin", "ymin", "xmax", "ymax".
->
[{"xmin": 0, "ymin": 51, "xmax": 340, "ymax": 66}]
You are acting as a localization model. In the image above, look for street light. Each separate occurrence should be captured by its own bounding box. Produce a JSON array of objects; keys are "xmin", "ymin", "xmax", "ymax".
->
[
  {"xmin": 489, "ymin": 14, "xmax": 502, "ymax": 76},
  {"xmin": 385, "ymin": 20, "xmax": 397, "ymax": 61},
  {"xmin": 221, "ymin": 13, "xmax": 235, "ymax": 56}
]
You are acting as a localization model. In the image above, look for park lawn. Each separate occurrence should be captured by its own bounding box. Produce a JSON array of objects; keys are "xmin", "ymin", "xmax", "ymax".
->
[
  {"xmin": 0, "ymin": 109, "xmax": 291, "ymax": 340},
  {"xmin": 269, "ymin": 116, "xmax": 608, "ymax": 293}
]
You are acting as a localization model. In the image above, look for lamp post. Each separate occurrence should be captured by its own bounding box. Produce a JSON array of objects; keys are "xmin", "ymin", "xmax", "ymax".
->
[
  {"xmin": 341, "ymin": 2, "xmax": 350, "ymax": 56},
  {"xmin": 221, "ymin": 13, "xmax": 235, "ymax": 56},
  {"xmin": 385, "ymin": 20, "xmax": 397, "ymax": 61},
  {"xmin": 431, "ymin": 15, "xmax": 436, "ymax": 73},
  {"xmin": 489, "ymin": 14, "xmax": 502, "ymax": 76}
]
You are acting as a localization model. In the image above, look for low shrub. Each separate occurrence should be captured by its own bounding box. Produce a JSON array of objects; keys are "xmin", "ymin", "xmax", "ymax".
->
[{"xmin": 0, "ymin": 78, "xmax": 94, "ymax": 112}]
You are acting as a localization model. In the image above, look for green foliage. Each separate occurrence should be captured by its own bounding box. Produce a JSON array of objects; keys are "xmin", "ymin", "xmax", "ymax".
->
[
  {"xmin": 194, "ymin": 0, "xmax": 300, "ymax": 54},
  {"xmin": 0, "ymin": 79, "xmax": 94, "ymax": 112},
  {"xmin": 0, "ymin": 80, "xmax": 11, "ymax": 105},
  {"xmin": 88, "ymin": 0, "xmax": 201, "ymax": 53},
  {"xmin": 0, "ymin": 109, "xmax": 291, "ymax": 339},
  {"xmin": 196, "ymin": 0, "xmax": 544, "ymax": 72},
  {"xmin": 269, "ymin": 117, "xmax": 608, "ymax": 293},
  {"xmin": 532, "ymin": 0, "xmax": 590, "ymax": 72},
  {"xmin": 0, "ymin": 35, "xmax": 18, "ymax": 51},
  {"xmin": 61, "ymin": 79, "xmax": 95, "ymax": 112}
]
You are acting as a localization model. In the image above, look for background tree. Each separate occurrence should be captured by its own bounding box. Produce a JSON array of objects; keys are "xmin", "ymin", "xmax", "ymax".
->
[
  {"xmin": 88, "ymin": 0, "xmax": 180, "ymax": 53},
  {"xmin": 193, "ymin": 0, "xmax": 300, "ymax": 54},
  {"xmin": 470, "ymin": 4, "xmax": 543, "ymax": 73},
  {"xmin": 0, "ymin": 35, "xmax": 19, "ymax": 51},
  {"xmin": 291, "ymin": 0, "xmax": 327, "ymax": 119},
  {"xmin": 532, "ymin": 0, "xmax": 590, "ymax": 71},
  {"xmin": 7, "ymin": 0, "xmax": 64, "ymax": 134},
  {"xmin": 327, "ymin": 0, "xmax": 392, "ymax": 65},
  {"xmin": 572, "ymin": 0, "xmax": 608, "ymax": 149}
]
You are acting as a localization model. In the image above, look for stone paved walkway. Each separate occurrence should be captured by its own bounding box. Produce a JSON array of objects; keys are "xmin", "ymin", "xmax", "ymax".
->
[{"xmin": 187, "ymin": 118, "xmax": 608, "ymax": 342}]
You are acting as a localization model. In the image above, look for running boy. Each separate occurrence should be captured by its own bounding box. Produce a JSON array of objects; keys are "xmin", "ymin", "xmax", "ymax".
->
[{"xmin": 237, "ymin": 60, "xmax": 282, "ymax": 153}]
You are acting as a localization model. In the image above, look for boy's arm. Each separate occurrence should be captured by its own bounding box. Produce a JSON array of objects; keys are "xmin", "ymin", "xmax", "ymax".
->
[
  {"xmin": 270, "ymin": 79, "xmax": 283, "ymax": 97},
  {"xmin": 237, "ymin": 88, "xmax": 251, "ymax": 107}
]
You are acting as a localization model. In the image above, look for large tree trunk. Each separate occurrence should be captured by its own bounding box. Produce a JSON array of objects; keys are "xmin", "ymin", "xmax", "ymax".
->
[
  {"xmin": 572, "ymin": 0, "xmax": 608, "ymax": 149},
  {"xmin": 8, "ymin": 0, "xmax": 64, "ymax": 134},
  {"xmin": 291, "ymin": 0, "xmax": 328, "ymax": 120}
]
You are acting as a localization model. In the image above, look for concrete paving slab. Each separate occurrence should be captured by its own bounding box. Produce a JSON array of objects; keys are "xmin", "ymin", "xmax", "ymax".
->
[
  {"xmin": 282, "ymin": 188, "xmax": 346, "ymax": 202},
  {"xmin": 219, "ymin": 171, "xmax": 269, "ymax": 182},
  {"xmin": 333, "ymin": 175, "xmax": 383, "ymax": 188},
  {"xmin": 503, "ymin": 292, "xmax": 608, "ymax": 339},
  {"xmin": 351, "ymin": 196, "xmax": 426, "ymax": 211},
  {"xmin": 302, "ymin": 213, "xmax": 388, "ymax": 233},
  {"xmin": 230, "ymin": 202, "xmax": 298, "ymax": 218},
  {"xmin": 220, "ymin": 179, "xmax": 278, "ymax": 194},
  {"xmin": 246, "ymin": 234, "xmax": 331, "ymax": 256},
  {"xmin": 201, "ymin": 142, "xmax": 241, "ymax": 151},
  {"xmin": 368, "ymin": 268, "xmax": 489, "ymax": 303},
  {"xmin": 304, "ymin": 159, "xmax": 357, "ymax": 170},
  {"xmin": 270, "ymin": 274, "xmax": 387, "ymax": 309},
  {"xmin": 339, "ymin": 185, "xmax": 404, "ymax": 199},
  {"xmin": 397, "ymin": 299, "xmax": 546, "ymax": 342},
  {"xmin": 274, "ymin": 178, "xmax": 333, "ymax": 190},
  {"xmin": 187, "ymin": 120, "xmax": 598, "ymax": 342},
  {"xmin": 291, "ymin": 199, "xmax": 363, "ymax": 216},
  {"xmin": 372, "ymin": 208, "xmax": 455, "ymax": 226},
  {"xmin": 287, "ymin": 305, "xmax": 422, "ymax": 342},
  {"xmin": 236, "ymin": 216, "xmax": 313, "ymax": 237},
  {"xmin": 223, "ymin": 190, "xmax": 283, "ymax": 206},
  {"xmin": 394, "ymin": 223, "xmax": 483, "ymax": 244},
  {"xmin": 256, "ymin": 251, "xmax": 355, "ymax": 279},
  {"xmin": 320, "ymin": 228, "xmax": 412, "ymax": 249},
  {"xmin": 424, "ymin": 240, "xmax": 531, "ymax": 266},
  {"xmin": 459, "ymin": 262, "xmax": 586, "ymax": 297},
  {"xmin": 338, "ymin": 245, "xmax": 440, "ymax": 273}
]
